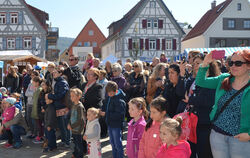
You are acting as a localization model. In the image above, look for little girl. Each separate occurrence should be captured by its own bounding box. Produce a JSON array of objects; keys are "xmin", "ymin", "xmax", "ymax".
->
[
  {"xmin": 86, "ymin": 53, "xmax": 94, "ymax": 68},
  {"xmin": 126, "ymin": 97, "xmax": 149, "ymax": 158},
  {"xmin": 83, "ymin": 107, "xmax": 102, "ymax": 158},
  {"xmin": 138, "ymin": 96, "xmax": 167, "ymax": 158},
  {"xmin": 156, "ymin": 117, "xmax": 191, "ymax": 158}
]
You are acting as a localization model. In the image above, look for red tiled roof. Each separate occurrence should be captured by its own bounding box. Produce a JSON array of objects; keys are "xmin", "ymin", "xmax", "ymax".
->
[
  {"xmin": 23, "ymin": 0, "xmax": 49, "ymax": 31},
  {"xmin": 182, "ymin": 0, "xmax": 232, "ymax": 42}
]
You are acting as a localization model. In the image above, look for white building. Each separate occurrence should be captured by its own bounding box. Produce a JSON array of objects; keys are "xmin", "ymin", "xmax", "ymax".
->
[
  {"xmin": 101, "ymin": 0, "xmax": 185, "ymax": 61},
  {"xmin": 182, "ymin": 0, "xmax": 250, "ymax": 52}
]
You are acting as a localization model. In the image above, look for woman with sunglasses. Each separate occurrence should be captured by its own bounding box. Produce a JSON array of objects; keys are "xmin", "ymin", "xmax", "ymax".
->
[{"xmin": 196, "ymin": 50, "xmax": 250, "ymax": 158}]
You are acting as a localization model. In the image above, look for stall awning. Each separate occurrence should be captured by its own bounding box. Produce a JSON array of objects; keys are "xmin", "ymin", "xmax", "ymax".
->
[{"xmin": 184, "ymin": 47, "xmax": 250, "ymax": 57}]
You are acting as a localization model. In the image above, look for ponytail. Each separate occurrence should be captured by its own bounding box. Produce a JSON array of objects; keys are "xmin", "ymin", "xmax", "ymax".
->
[
  {"xmin": 145, "ymin": 119, "xmax": 153, "ymax": 131},
  {"xmin": 221, "ymin": 74, "xmax": 233, "ymax": 91}
]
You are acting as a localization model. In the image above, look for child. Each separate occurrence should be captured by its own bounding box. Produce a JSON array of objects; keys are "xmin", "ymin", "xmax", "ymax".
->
[
  {"xmin": 126, "ymin": 97, "xmax": 149, "ymax": 158},
  {"xmin": 0, "ymin": 97, "xmax": 17, "ymax": 148},
  {"xmin": 11, "ymin": 93, "xmax": 22, "ymax": 111},
  {"xmin": 31, "ymin": 76, "xmax": 44, "ymax": 144},
  {"xmin": 0, "ymin": 87, "xmax": 9, "ymax": 99},
  {"xmin": 100, "ymin": 81, "xmax": 126, "ymax": 158},
  {"xmin": 83, "ymin": 107, "xmax": 102, "ymax": 158},
  {"xmin": 86, "ymin": 53, "xmax": 94, "ymax": 68},
  {"xmin": 68, "ymin": 88, "xmax": 86, "ymax": 158},
  {"xmin": 156, "ymin": 117, "xmax": 191, "ymax": 158},
  {"xmin": 138, "ymin": 96, "xmax": 167, "ymax": 158}
]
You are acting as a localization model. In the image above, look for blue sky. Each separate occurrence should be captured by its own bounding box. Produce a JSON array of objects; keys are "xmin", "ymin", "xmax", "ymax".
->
[{"xmin": 26, "ymin": 0, "xmax": 225, "ymax": 38}]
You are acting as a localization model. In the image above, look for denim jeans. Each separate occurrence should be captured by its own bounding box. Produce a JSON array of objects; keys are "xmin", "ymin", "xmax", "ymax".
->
[
  {"xmin": 10, "ymin": 125, "xmax": 26, "ymax": 143},
  {"xmin": 108, "ymin": 127, "xmax": 123, "ymax": 158},
  {"xmin": 72, "ymin": 134, "xmax": 84, "ymax": 158},
  {"xmin": 210, "ymin": 129, "xmax": 250, "ymax": 158},
  {"xmin": 57, "ymin": 115, "xmax": 70, "ymax": 145},
  {"xmin": 44, "ymin": 128, "xmax": 56, "ymax": 149}
]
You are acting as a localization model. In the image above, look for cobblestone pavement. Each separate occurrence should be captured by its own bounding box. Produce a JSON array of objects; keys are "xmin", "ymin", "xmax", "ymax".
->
[{"xmin": 0, "ymin": 130, "xmax": 128, "ymax": 158}]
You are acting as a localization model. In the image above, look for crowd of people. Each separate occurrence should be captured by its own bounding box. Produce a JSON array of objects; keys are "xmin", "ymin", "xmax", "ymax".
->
[{"xmin": 0, "ymin": 50, "xmax": 249, "ymax": 158}]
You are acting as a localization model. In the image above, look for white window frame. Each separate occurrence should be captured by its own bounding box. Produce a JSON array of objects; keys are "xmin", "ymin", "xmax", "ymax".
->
[
  {"xmin": 10, "ymin": 12, "xmax": 18, "ymax": 24},
  {"xmin": 0, "ymin": 13, "xmax": 6, "ymax": 24},
  {"xmin": 166, "ymin": 39, "xmax": 172, "ymax": 50},
  {"xmin": 88, "ymin": 30, "xmax": 94, "ymax": 36},
  {"xmin": 147, "ymin": 19, "xmax": 151, "ymax": 28},
  {"xmin": 92, "ymin": 42, "xmax": 97, "ymax": 47},
  {"xmin": 150, "ymin": 1, "xmax": 156, "ymax": 7},
  {"xmin": 153, "ymin": 19, "xmax": 158, "ymax": 28},
  {"xmin": 228, "ymin": 20, "xmax": 235, "ymax": 29},
  {"xmin": 149, "ymin": 39, "xmax": 156, "ymax": 50},
  {"xmin": 23, "ymin": 37, "xmax": 32, "ymax": 49},
  {"xmin": 243, "ymin": 20, "xmax": 250, "ymax": 29},
  {"xmin": 7, "ymin": 38, "xmax": 15, "ymax": 49}
]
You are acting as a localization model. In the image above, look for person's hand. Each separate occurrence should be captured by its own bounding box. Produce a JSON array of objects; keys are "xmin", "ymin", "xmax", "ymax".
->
[
  {"xmin": 99, "ymin": 110, "xmax": 105, "ymax": 116},
  {"xmin": 179, "ymin": 61, "xmax": 187, "ymax": 77},
  {"xmin": 41, "ymin": 108, "xmax": 45, "ymax": 113},
  {"xmin": 67, "ymin": 124, "xmax": 72, "ymax": 130},
  {"xmin": 83, "ymin": 135, "xmax": 87, "ymax": 140},
  {"xmin": 47, "ymin": 126, "xmax": 51, "ymax": 131},
  {"xmin": 124, "ymin": 149, "xmax": 127, "ymax": 156},
  {"xmin": 182, "ymin": 92, "xmax": 189, "ymax": 103},
  {"xmin": 234, "ymin": 133, "xmax": 250, "ymax": 142},
  {"xmin": 203, "ymin": 52, "xmax": 214, "ymax": 67},
  {"xmin": 45, "ymin": 94, "xmax": 49, "ymax": 100},
  {"xmin": 45, "ymin": 98, "xmax": 53, "ymax": 105},
  {"xmin": 63, "ymin": 62, "xmax": 69, "ymax": 68}
]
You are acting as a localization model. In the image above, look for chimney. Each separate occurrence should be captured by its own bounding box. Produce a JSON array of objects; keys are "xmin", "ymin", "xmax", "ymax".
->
[{"xmin": 211, "ymin": 0, "xmax": 216, "ymax": 9}]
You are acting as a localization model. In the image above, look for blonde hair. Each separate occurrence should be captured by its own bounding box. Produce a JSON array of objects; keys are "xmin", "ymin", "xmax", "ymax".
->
[
  {"xmin": 133, "ymin": 60, "xmax": 144, "ymax": 72},
  {"xmin": 161, "ymin": 117, "xmax": 183, "ymax": 138},
  {"xmin": 151, "ymin": 63, "xmax": 166, "ymax": 79},
  {"xmin": 87, "ymin": 53, "xmax": 94, "ymax": 59},
  {"xmin": 70, "ymin": 88, "xmax": 82, "ymax": 97},
  {"xmin": 88, "ymin": 107, "xmax": 100, "ymax": 118}
]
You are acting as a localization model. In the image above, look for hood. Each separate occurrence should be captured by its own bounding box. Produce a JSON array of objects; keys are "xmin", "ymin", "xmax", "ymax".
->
[
  {"xmin": 54, "ymin": 76, "xmax": 64, "ymax": 82},
  {"xmin": 114, "ymin": 89, "xmax": 126, "ymax": 100}
]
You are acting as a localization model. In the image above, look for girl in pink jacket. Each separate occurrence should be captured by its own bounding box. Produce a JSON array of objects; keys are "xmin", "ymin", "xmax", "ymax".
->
[
  {"xmin": 1, "ymin": 98, "xmax": 17, "ymax": 129},
  {"xmin": 156, "ymin": 117, "xmax": 191, "ymax": 158},
  {"xmin": 138, "ymin": 97, "xmax": 167, "ymax": 158},
  {"xmin": 126, "ymin": 97, "xmax": 149, "ymax": 158}
]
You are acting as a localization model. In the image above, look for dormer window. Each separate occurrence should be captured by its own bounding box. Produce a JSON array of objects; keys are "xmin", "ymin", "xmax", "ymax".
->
[
  {"xmin": 10, "ymin": 13, "xmax": 18, "ymax": 24},
  {"xmin": 237, "ymin": 3, "xmax": 241, "ymax": 11},
  {"xmin": 89, "ymin": 30, "xmax": 94, "ymax": 36},
  {"xmin": 150, "ymin": 1, "xmax": 156, "ymax": 8}
]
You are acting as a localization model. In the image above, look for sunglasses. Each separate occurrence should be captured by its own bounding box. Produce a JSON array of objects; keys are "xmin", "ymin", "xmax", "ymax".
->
[
  {"xmin": 133, "ymin": 65, "xmax": 139, "ymax": 68},
  {"xmin": 69, "ymin": 58, "xmax": 77, "ymax": 61},
  {"xmin": 228, "ymin": 60, "xmax": 247, "ymax": 67}
]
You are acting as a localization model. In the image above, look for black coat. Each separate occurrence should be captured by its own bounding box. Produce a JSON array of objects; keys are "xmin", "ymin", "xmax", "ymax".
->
[
  {"xmin": 4, "ymin": 74, "xmax": 19, "ymax": 93},
  {"xmin": 81, "ymin": 82, "xmax": 103, "ymax": 111},
  {"xmin": 63, "ymin": 66, "xmax": 82, "ymax": 88}
]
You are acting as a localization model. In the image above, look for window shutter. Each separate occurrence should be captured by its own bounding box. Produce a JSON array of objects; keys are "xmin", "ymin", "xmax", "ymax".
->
[
  {"xmin": 162, "ymin": 39, "xmax": 165, "ymax": 50},
  {"xmin": 2, "ymin": 37, "xmax": 7, "ymax": 50},
  {"xmin": 32, "ymin": 37, "xmax": 36, "ymax": 50},
  {"xmin": 145, "ymin": 39, "xmax": 149, "ymax": 50},
  {"xmin": 156, "ymin": 39, "xmax": 160, "ymax": 50},
  {"xmin": 20, "ymin": 37, "xmax": 23, "ymax": 49},
  {"xmin": 6, "ymin": 12, "xmax": 10, "ymax": 24},
  {"xmin": 142, "ymin": 19, "xmax": 147, "ymax": 28},
  {"xmin": 18, "ymin": 12, "xmax": 23, "ymax": 24},
  {"xmin": 172, "ymin": 39, "xmax": 177, "ymax": 50},
  {"xmin": 128, "ymin": 38, "xmax": 132, "ymax": 50},
  {"xmin": 158, "ymin": 20, "xmax": 163, "ymax": 28},
  {"xmin": 16, "ymin": 37, "xmax": 20, "ymax": 49},
  {"xmin": 140, "ymin": 39, "xmax": 144, "ymax": 50}
]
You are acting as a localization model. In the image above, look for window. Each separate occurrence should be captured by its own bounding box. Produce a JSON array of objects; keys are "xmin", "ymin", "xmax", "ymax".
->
[
  {"xmin": 132, "ymin": 39, "xmax": 139, "ymax": 50},
  {"xmin": 147, "ymin": 19, "xmax": 151, "ymax": 28},
  {"xmin": 7, "ymin": 38, "xmax": 15, "ymax": 49},
  {"xmin": 166, "ymin": 39, "xmax": 172, "ymax": 50},
  {"xmin": 150, "ymin": 1, "xmax": 156, "ymax": 7},
  {"xmin": 243, "ymin": 20, "xmax": 250, "ymax": 29},
  {"xmin": 88, "ymin": 30, "xmax": 94, "ymax": 36},
  {"xmin": 0, "ymin": 13, "xmax": 6, "ymax": 24},
  {"xmin": 215, "ymin": 39, "xmax": 226, "ymax": 47},
  {"xmin": 227, "ymin": 20, "xmax": 235, "ymax": 29},
  {"xmin": 149, "ymin": 39, "xmax": 156, "ymax": 50},
  {"xmin": 84, "ymin": 42, "xmax": 90, "ymax": 47},
  {"xmin": 77, "ymin": 42, "xmax": 82, "ymax": 46},
  {"xmin": 92, "ymin": 42, "xmax": 97, "ymax": 47},
  {"xmin": 23, "ymin": 37, "xmax": 31, "ymax": 49},
  {"xmin": 153, "ymin": 19, "xmax": 158, "ymax": 28},
  {"xmin": 10, "ymin": 13, "xmax": 18, "ymax": 24},
  {"xmin": 238, "ymin": 39, "xmax": 248, "ymax": 46},
  {"xmin": 237, "ymin": 3, "xmax": 241, "ymax": 11}
]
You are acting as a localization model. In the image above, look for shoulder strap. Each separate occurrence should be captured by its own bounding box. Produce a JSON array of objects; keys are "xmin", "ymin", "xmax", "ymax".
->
[{"xmin": 212, "ymin": 82, "xmax": 250, "ymax": 123}]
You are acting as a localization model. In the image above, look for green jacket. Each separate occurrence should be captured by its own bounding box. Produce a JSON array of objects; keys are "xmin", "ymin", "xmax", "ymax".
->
[
  {"xmin": 196, "ymin": 66, "xmax": 250, "ymax": 136},
  {"xmin": 31, "ymin": 86, "xmax": 42, "ymax": 119}
]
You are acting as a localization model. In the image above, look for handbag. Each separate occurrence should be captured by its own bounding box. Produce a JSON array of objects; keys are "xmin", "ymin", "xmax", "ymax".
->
[{"xmin": 211, "ymin": 82, "xmax": 250, "ymax": 123}]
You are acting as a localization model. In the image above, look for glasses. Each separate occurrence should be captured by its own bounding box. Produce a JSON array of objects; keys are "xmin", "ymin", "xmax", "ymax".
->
[
  {"xmin": 133, "ymin": 65, "xmax": 139, "ymax": 68},
  {"xmin": 69, "ymin": 58, "xmax": 77, "ymax": 61},
  {"xmin": 228, "ymin": 60, "xmax": 247, "ymax": 67}
]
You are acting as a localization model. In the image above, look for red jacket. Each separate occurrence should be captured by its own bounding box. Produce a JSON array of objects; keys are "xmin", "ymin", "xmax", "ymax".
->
[
  {"xmin": 156, "ymin": 140, "xmax": 191, "ymax": 158},
  {"xmin": 138, "ymin": 121, "xmax": 162, "ymax": 158}
]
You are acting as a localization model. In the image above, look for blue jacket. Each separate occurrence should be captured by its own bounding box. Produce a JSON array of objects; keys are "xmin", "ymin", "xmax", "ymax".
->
[
  {"xmin": 102, "ymin": 89, "xmax": 126, "ymax": 128},
  {"xmin": 48, "ymin": 77, "xmax": 69, "ymax": 110}
]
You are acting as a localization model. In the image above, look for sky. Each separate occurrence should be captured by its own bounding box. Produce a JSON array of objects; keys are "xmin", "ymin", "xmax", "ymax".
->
[{"xmin": 25, "ymin": 0, "xmax": 226, "ymax": 38}]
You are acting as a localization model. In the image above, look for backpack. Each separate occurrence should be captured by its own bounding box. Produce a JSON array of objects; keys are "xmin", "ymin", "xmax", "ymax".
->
[{"xmin": 173, "ymin": 112, "xmax": 198, "ymax": 144}]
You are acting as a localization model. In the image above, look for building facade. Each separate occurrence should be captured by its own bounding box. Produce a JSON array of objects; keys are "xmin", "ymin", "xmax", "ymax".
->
[
  {"xmin": 101, "ymin": 0, "xmax": 185, "ymax": 61},
  {"xmin": 182, "ymin": 0, "xmax": 250, "ymax": 52},
  {"xmin": 0, "ymin": 0, "xmax": 48, "ymax": 58}
]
